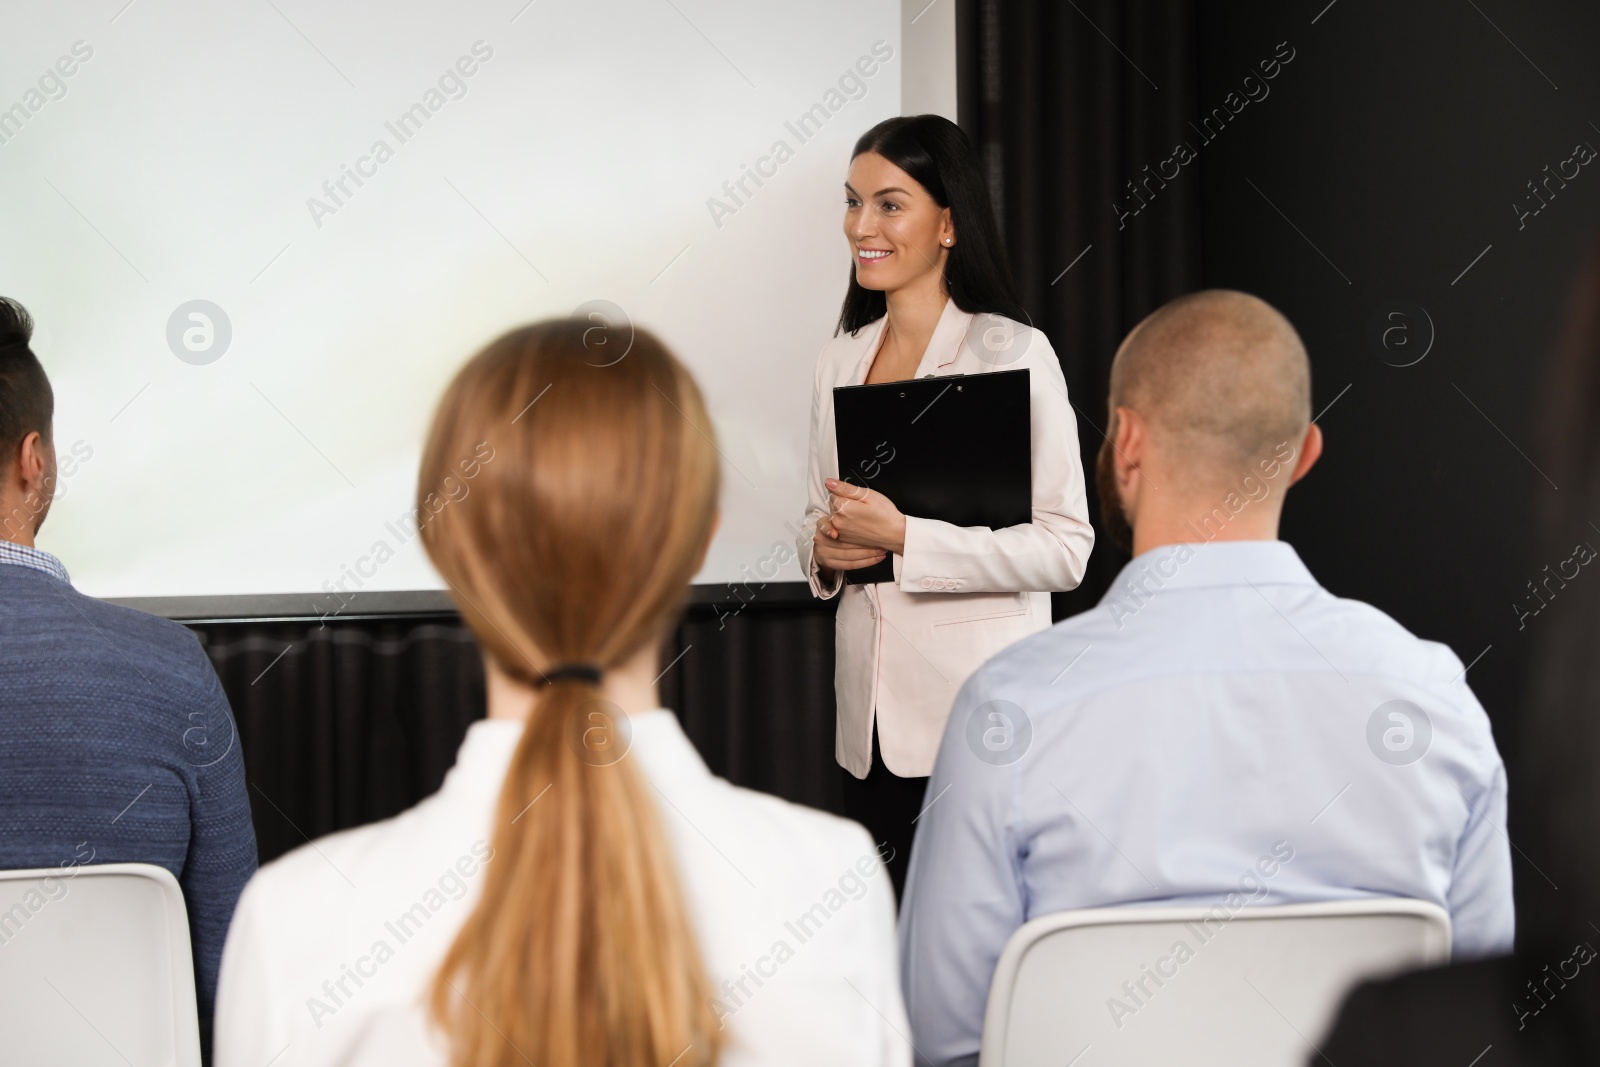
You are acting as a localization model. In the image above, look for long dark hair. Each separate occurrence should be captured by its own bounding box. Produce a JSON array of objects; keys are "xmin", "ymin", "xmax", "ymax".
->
[{"xmin": 836, "ymin": 115, "xmax": 1024, "ymax": 335}]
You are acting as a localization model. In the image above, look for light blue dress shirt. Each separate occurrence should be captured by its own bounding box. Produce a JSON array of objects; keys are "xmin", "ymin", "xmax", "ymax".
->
[{"xmin": 898, "ymin": 540, "xmax": 1513, "ymax": 1067}]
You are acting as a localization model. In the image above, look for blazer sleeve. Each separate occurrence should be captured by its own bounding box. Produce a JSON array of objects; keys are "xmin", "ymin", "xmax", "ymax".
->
[
  {"xmin": 897, "ymin": 336, "xmax": 1095, "ymax": 595},
  {"xmin": 797, "ymin": 342, "xmax": 845, "ymax": 601}
]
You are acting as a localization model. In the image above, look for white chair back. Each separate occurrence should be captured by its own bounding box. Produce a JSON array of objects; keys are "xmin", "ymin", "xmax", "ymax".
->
[
  {"xmin": 0, "ymin": 862, "xmax": 201, "ymax": 1066},
  {"xmin": 980, "ymin": 898, "xmax": 1451, "ymax": 1067}
]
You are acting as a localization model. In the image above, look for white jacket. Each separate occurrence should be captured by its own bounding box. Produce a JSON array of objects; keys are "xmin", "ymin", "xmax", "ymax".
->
[
  {"xmin": 797, "ymin": 300, "xmax": 1094, "ymax": 778},
  {"xmin": 214, "ymin": 712, "xmax": 910, "ymax": 1067}
]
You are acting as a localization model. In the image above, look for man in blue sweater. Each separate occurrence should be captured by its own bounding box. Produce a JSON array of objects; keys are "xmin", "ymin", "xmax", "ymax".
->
[{"xmin": 0, "ymin": 296, "xmax": 256, "ymax": 1044}]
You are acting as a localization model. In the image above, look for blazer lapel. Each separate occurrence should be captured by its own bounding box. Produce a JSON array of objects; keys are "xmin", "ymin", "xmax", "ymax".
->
[
  {"xmin": 916, "ymin": 299, "xmax": 975, "ymax": 377},
  {"xmin": 849, "ymin": 317, "xmax": 891, "ymax": 386},
  {"xmin": 852, "ymin": 300, "xmax": 976, "ymax": 385}
]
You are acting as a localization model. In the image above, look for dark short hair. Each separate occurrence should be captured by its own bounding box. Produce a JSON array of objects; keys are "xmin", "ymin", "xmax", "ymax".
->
[
  {"xmin": 837, "ymin": 114, "xmax": 1024, "ymax": 335},
  {"xmin": 0, "ymin": 297, "xmax": 52, "ymax": 450}
]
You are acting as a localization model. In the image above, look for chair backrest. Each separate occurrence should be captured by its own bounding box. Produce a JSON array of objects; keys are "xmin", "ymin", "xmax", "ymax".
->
[
  {"xmin": 0, "ymin": 863, "xmax": 201, "ymax": 1067},
  {"xmin": 980, "ymin": 898, "xmax": 1451, "ymax": 1067}
]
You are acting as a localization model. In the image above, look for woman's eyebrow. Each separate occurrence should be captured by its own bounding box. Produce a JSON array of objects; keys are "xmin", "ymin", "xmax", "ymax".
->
[{"xmin": 843, "ymin": 182, "xmax": 913, "ymax": 198}]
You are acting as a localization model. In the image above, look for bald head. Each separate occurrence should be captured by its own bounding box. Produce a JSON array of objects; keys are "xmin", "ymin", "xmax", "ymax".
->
[{"xmin": 1112, "ymin": 290, "xmax": 1310, "ymax": 483}]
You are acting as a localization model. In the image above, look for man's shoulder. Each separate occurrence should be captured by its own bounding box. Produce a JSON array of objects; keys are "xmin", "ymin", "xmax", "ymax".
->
[
  {"xmin": 943, "ymin": 610, "xmax": 1125, "ymax": 747},
  {"xmin": 970, "ymin": 602, "xmax": 1137, "ymax": 696},
  {"xmin": 77, "ymin": 590, "xmax": 208, "ymax": 656},
  {"xmin": 1297, "ymin": 587, "xmax": 1470, "ymax": 692},
  {"xmin": 969, "ymin": 583, "xmax": 1471, "ymax": 706},
  {"xmin": 3, "ymin": 573, "xmax": 215, "ymax": 680}
]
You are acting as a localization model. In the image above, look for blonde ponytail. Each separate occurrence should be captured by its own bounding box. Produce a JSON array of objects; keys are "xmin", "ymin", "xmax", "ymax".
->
[{"xmin": 419, "ymin": 320, "xmax": 723, "ymax": 1067}]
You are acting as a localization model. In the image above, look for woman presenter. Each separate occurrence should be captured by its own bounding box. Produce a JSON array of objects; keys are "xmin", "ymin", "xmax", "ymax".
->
[{"xmin": 797, "ymin": 115, "xmax": 1094, "ymax": 896}]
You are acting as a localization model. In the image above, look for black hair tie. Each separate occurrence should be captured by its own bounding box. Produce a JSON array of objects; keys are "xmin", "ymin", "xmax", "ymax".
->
[{"xmin": 540, "ymin": 662, "xmax": 603, "ymax": 686}]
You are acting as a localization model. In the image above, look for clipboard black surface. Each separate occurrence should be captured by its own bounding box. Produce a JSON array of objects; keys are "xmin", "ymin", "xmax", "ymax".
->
[{"xmin": 832, "ymin": 368, "xmax": 1031, "ymax": 585}]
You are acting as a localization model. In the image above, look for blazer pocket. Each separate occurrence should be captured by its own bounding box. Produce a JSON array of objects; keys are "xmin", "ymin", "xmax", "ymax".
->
[{"xmin": 932, "ymin": 608, "xmax": 1029, "ymax": 628}]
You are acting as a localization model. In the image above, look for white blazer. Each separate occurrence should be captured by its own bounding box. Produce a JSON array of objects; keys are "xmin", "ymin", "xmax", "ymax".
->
[
  {"xmin": 214, "ymin": 712, "xmax": 910, "ymax": 1067},
  {"xmin": 797, "ymin": 300, "xmax": 1094, "ymax": 778}
]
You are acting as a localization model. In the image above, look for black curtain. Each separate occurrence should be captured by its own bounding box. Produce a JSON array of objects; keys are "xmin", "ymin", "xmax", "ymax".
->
[
  {"xmin": 196, "ymin": 8, "xmax": 1203, "ymax": 865},
  {"xmin": 958, "ymin": 0, "xmax": 1203, "ymax": 614},
  {"xmin": 194, "ymin": 597, "xmax": 841, "ymax": 866},
  {"xmin": 198, "ymin": 619, "xmax": 487, "ymax": 865}
]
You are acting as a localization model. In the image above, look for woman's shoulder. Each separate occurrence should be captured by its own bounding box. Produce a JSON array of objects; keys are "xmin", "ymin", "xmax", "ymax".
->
[
  {"xmin": 700, "ymin": 770, "xmax": 877, "ymax": 859},
  {"xmin": 951, "ymin": 308, "xmax": 1058, "ymax": 372},
  {"xmin": 993, "ymin": 314, "xmax": 1057, "ymax": 364},
  {"xmin": 237, "ymin": 784, "xmax": 496, "ymax": 939},
  {"xmin": 816, "ymin": 320, "xmax": 882, "ymax": 368},
  {"xmin": 220, "ymin": 796, "xmax": 484, "ymax": 1064},
  {"xmin": 684, "ymin": 773, "xmax": 889, "ymax": 901},
  {"xmin": 678, "ymin": 778, "xmax": 897, "ymax": 988},
  {"xmin": 628, "ymin": 712, "xmax": 893, "ymax": 943},
  {"xmin": 741, "ymin": 780, "xmax": 876, "ymax": 850}
]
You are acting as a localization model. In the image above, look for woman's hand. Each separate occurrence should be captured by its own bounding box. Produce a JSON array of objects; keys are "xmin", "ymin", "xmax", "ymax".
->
[
  {"xmin": 813, "ymin": 525, "xmax": 888, "ymax": 578},
  {"xmin": 824, "ymin": 478, "xmax": 907, "ymax": 555}
]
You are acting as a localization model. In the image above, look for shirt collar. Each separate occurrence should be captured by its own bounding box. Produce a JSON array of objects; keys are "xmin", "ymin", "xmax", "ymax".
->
[
  {"xmin": 1099, "ymin": 540, "xmax": 1317, "ymax": 605},
  {"xmin": 442, "ymin": 707, "xmax": 708, "ymax": 800},
  {"xmin": 0, "ymin": 541, "xmax": 71, "ymax": 584}
]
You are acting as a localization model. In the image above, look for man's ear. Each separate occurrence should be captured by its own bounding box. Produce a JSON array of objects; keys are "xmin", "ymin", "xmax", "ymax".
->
[
  {"xmin": 16, "ymin": 432, "xmax": 46, "ymax": 493},
  {"xmin": 1288, "ymin": 422, "xmax": 1323, "ymax": 486},
  {"xmin": 1112, "ymin": 406, "xmax": 1145, "ymax": 487}
]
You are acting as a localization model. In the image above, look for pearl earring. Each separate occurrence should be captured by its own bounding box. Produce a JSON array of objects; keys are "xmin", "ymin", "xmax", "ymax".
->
[{"xmin": 944, "ymin": 238, "xmax": 952, "ymax": 245}]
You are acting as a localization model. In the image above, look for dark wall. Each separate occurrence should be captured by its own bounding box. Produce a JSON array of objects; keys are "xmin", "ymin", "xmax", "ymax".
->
[{"xmin": 1190, "ymin": 0, "xmax": 1600, "ymax": 758}]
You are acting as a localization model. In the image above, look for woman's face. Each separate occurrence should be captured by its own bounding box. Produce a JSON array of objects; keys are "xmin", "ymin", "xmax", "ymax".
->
[{"xmin": 843, "ymin": 151, "xmax": 953, "ymax": 295}]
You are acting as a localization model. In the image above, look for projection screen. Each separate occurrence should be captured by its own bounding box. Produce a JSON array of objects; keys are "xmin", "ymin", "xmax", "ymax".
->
[{"xmin": 0, "ymin": 0, "xmax": 953, "ymax": 612}]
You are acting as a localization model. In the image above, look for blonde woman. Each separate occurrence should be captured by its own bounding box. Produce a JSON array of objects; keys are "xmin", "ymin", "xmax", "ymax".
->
[{"xmin": 215, "ymin": 320, "xmax": 908, "ymax": 1067}]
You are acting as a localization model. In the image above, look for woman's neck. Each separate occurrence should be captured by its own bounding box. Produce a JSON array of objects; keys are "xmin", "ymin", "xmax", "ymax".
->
[
  {"xmin": 881, "ymin": 272, "xmax": 949, "ymax": 373},
  {"xmin": 485, "ymin": 643, "xmax": 663, "ymax": 722}
]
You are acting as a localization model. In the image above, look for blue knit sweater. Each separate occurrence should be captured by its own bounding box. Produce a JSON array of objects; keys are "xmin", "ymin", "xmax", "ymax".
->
[{"xmin": 0, "ymin": 558, "xmax": 257, "ymax": 1026}]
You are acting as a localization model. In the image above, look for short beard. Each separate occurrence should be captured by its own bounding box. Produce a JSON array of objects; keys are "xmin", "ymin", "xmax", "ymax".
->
[{"xmin": 1094, "ymin": 437, "xmax": 1134, "ymax": 554}]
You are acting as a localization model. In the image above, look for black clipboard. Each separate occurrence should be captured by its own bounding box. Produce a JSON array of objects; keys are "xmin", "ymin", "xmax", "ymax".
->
[{"xmin": 832, "ymin": 368, "xmax": 1032, "ymax": 585}]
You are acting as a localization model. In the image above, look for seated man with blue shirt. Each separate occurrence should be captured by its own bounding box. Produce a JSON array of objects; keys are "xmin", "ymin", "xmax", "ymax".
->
[
  {"xmin": 898, "ymin": 289, "xmax": 1513, "ymax": 1066},
  {"xmin": 0, "ymin": 297, "xmax": 256, "ymax": 1046}
]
